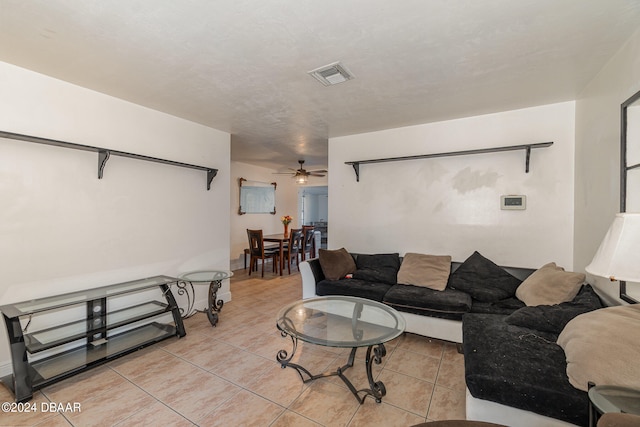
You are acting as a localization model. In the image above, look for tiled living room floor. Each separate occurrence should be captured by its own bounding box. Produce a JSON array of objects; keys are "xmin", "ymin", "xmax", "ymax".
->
[{"xmin": 0, "ymin": 267, "xmax": 466, "ymax": 426}]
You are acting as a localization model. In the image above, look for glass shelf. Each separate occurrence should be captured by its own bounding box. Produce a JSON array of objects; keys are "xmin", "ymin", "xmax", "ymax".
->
[
  {"xmin": 30, "ymin": 322, "xmax": 176, "ymax": 387},
  {"xmin": 1, "ymin": 275, "xmax": 185, "ymax": 402},
  {"xmin": 24, "ymin": 301, "xmax": 171, "ymax": 353},
  {"xmin": 0, "ymin": 275, "xmax": 177, "ymax": 318}
]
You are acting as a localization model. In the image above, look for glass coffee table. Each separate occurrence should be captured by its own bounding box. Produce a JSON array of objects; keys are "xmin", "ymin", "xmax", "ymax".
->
[
  {"xmin": 276, "ymin": 296, "xmax": 406, "ymax": 404},
  {"xmin": 177, "ymin": 270, "xmax": 232, "ymax": 326}
]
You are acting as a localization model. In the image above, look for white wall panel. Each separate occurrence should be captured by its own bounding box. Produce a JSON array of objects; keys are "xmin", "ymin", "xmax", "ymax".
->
[
  {"xmin": 328, "ymin": 102, "xmax": 575, "ymax": 269},
  {"xmin": 0, "ymin": 62, "xmax": 230, "ymax": 371}
]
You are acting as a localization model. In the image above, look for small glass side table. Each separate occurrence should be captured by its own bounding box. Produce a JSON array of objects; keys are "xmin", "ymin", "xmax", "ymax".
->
[
  {"xmin": 177, "ymin": 270, "xmax": 233, "ymax": 327},
  {"xmin": 588, "ymin": 385, "xmax": 640, "ymax": 427}
]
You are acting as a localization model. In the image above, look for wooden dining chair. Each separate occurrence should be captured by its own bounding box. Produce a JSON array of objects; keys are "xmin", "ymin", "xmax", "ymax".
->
[
  {"xmin": 246, "ymin": 229, "xmax": 280, "ymax": 277},
  {"xmin": 282, "ymin": 229, "xmax": 304, "ymax": 274},
  {"xmin": 301, "ymin": 225, "xmax": 316, "ymax": 260}
]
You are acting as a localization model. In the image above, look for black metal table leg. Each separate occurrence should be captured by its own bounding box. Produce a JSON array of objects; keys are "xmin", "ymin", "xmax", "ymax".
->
[
  {"xmin": 276, "ymin": 325, "xmax": 388, "ymax": 404},
  {"xmin": 174, "ymin": 279, "xmax": 223, "ymax": 326},
  {"xmin": 206, "ymin": 279, "xmax": 224, "ymax": 327}
]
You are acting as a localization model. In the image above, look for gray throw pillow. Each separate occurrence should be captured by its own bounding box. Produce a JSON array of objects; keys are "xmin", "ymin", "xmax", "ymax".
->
[
  {"xmin": 448, "ymin": 251, "xmax": 521, "ymax": 302},
  {"xmin": 352, "ymin": 253, "xmax": 400, "ymax": 285}
]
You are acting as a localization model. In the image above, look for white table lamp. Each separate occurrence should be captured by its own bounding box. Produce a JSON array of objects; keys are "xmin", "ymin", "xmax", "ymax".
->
[{"xmin": 585, "ymin": 213, "xmax": 640, "ymax": 282}]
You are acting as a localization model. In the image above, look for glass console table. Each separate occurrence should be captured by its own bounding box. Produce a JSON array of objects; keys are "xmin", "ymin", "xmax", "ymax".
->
[
  {"xmin": 0, "ymin": 276, "xmax": 185, "ymax": 402},
  {"xmin": 276, "ymin": 296, "xmax": 405, "ymax": 404},
  {"xmin": 177, "ymin": 270, "xmax": 232, "ymax": 327}
]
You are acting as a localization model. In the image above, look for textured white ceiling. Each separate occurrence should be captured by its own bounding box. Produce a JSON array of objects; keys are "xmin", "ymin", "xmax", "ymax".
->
[{"xmin": 1, "ymin": 0, "xmax": 639, "ymax": 171}]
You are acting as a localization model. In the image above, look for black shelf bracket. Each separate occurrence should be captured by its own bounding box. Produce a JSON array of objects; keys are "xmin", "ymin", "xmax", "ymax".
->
[
  {"xmin": 0, "ymin": 130, "xmax": 219, "ymax": 190},
  {"xmin": 345, "ymin": 142, "xmax": 553, "ymax": 182}
]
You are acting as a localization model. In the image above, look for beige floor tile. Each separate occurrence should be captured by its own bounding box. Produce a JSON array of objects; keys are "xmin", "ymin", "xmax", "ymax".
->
[
  {"xmin": 348, "ymin": 401, "xmax": 425, "ymax": 426},
  {"xmin": 156, "ymin": 371, "xmax": 241, "ymax": 420},
  {"xmin": 375, "ymin": 369, "xmax": 434, "ymax": 416},
  {"xmin": 197, "ymin": 390, "xmax": 284, "ymax": 426},
  {"xmin": 0, "ymin": 390, "xmax": 60, "ymax": 427},
  {"xmin": 108, "ymin": 346, "xmax": 176, "ymax": 379},
  {"xmin": 248, "ymin": 362, "xmax": 308, "ymax": 407},
  {"xmin": 215, "ymin": 322, "xmax": 273, "ymax": 350},
  {"xmin": 125, "ymin": 357, "xmax": 205, "ymax": 398},
  {"xmin": 271, "ymin": 410, "xmax": 323, "ymax": 427},
  {"xmin": 245, "ymin": 328, "xmax": 292, "ymax": 361},
  {"xmin": 443, "ymin": 342, "xmax": 465, "ymax": 362},
  {"xmin": 397, "ymin": 333, "xmax": 445, "ymax": 358},
  {"xmin": 427, "ymin": 385, "xmax": 466, "ymax": 421},
  {"xmin": 210, "ymin": 350, "xmax": 276, "ymax": 388},
  {"xmin": 436, "ymin": 357, "xmax": 466, "ymax": 391},
  {"xmin": 33, "ymin": 414, "xmax": 72, "ymax": 426},
  {"xmin": 62, "ymin": 380, "xmax": 155, "ymax": 427},
  {"xmin": 383, "ymin": 347, "xmax": 441, "ymax": 382},
  {"xmin": 42, "ymin": 365, "xmax": 126, "ymax": 403},
  {"xmin": 114, "ymin": 401, "xmax": 193, "ymax": 426},
  {"xmin": 289, "ymin": 381, "xmax": 361, "ymax": 426},
  {"xmin": 163, "ymin": 335, "xmax": 239, "ymax": 371}
]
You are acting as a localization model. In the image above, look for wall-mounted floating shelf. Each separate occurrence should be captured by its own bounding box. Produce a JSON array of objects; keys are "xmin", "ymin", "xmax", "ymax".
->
[
  {"xmin": 0, "ymin": 130, "xmax": 218, "ymax": 190},
  {"xmin": 345, "ymin": 142, "xmax": 553, "ymax": 182}
]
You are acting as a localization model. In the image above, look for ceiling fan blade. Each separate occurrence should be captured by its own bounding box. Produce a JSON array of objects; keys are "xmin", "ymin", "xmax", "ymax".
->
[
  {"xmin": 309, "ymin": 173, "xmax": 326, "ymax": 177},
  {"xmin": 273, "ymin": 172, "xmax": 295, "ymax": 175},
  {"xmin": 308, "ymin": 169, "xmax": 328, "ymax": 173}
]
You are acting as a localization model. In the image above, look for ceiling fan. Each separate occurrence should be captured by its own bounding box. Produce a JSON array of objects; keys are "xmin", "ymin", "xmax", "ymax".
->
[{"xmin": 275, "ymin": 160, "xmax": 327, "ymax": 184}]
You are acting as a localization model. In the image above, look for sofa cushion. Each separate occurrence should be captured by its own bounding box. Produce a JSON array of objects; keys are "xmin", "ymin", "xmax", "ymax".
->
[
  {"xmin": 316, "ymin": 278, "xmax": 392, "ymax": 302},
  {"xmin": 505, "ymin": 284, "xmax": 603, "ymax": 334},
  {"xmin": 352, "ymin": 253, "xmax": 400, "ymax": 285},
  {"xmin": 515, "ymin": 262, "xmax": 585, "ymax": 306},
  {"xmin": 448, "ymin": 251, "xmax": 522, "ymax": 302},
  {"xmin": 383, "ymin": 284, "xmax": 472, "ymax": 320},
  {"xmin": 318, "ymin": 248, "xmax": 356, "ymax": 280},
  {"xmin": 397, "ymin": 253, "xmax": 452, "ymax": 291},
  {"xmin": 463, "ymin": 313, "xmax": 587, "ymax": 426},
  {"xmin": 557, "ymin": 304, "xmax": 640, "ymax": 392},
  {"xmin": 470, "ymin": 297, "xmax": 525, "ymax": 315}
]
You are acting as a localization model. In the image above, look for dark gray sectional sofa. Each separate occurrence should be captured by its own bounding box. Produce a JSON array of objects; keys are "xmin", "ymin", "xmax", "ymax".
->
[{"xmin": 299, "ymin": 250, "xmax": 604, "ymax": 426}]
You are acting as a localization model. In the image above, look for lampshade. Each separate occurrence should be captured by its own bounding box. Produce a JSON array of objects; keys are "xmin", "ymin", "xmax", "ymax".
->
[
  {"xmin": 295, "ymin": 174, "xmax": 308, "ymax": 184},
  {"xmin": 585, "ymin": 213, "xmax": 640, "ymax": 282}
]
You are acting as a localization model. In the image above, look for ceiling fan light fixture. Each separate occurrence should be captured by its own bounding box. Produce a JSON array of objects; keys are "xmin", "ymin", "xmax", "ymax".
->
[
  {"xmin": 308, "ymin": 61, "xmax": 354, "ymax": 86},
  {"xmin": 295, "ymin": 174, "xmax": 308, "ymax": 184}
]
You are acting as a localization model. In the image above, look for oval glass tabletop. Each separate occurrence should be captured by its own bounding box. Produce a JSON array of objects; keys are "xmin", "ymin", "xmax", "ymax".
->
[
  {"xmin": 276, "ymin": 296, "xmax": 406, "ymax": 348},
  {"xmin": 178, "ymin": 270, "xmax": 233, "ymax": 282}
]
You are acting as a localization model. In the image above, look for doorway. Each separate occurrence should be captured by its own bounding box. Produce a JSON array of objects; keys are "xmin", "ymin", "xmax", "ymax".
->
[{"xmin": 298, "ymin": 186, "xmax": 328, "ymax": 249}]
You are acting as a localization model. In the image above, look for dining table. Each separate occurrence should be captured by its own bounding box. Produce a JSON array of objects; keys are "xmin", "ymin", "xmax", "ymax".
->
[{"xmin": 263, "ymin": 233, "xmax": 288, "ymax": 276}]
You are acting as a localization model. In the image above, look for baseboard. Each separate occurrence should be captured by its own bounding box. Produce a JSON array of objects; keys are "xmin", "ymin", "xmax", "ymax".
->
[{"xmin": 0, "ymin": 361, "xmax": 12, "ymax": 379}]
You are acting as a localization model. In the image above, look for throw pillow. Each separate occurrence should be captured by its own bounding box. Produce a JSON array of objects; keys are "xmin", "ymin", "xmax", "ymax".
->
[
  {"xmin": 557, "ymin": 304, "xmax": 640, "ymax": 391},
  {"xmin": 515, "ymin": 262, "xmax": 585, "ymax": 306},
  {"xmin": 352, "ymin": 253, "xmax": 401, "ymax": 285},
  {"xmin": 318, "ymin": 248, "xmax": 356, "ymax": 280},
  {"xmin": 448, "ymin": 251, "xmax": 522, "ymax": 302},
  {"xmin": 396, "ymin": 253, "xmax": 452, "ymax": 291},
  {"xmin": 505, "ymin": 285, "xmax": 603, "ymax": 334}
]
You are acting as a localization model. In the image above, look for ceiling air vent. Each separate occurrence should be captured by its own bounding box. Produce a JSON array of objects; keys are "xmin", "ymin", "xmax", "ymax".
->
[{"xmin": 308, "ymin": 62, "xmax": 354, "ymax": 86}]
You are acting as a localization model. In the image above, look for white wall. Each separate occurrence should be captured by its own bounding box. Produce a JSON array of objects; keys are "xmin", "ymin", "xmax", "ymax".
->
[
  {"xmin": 229, "ymin": 161, "xmax": 299, "ymax": 270},
  {"xmin": 328, "ymin": 102, "xmax": 576, "ymax": 269},
  {"xmin": 0, "ymin": 62, "xmax": 230, "ymax": 372},
  {"xmin": 574, "ymin": 28, "xmax": 640, "ymax": 304}
]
